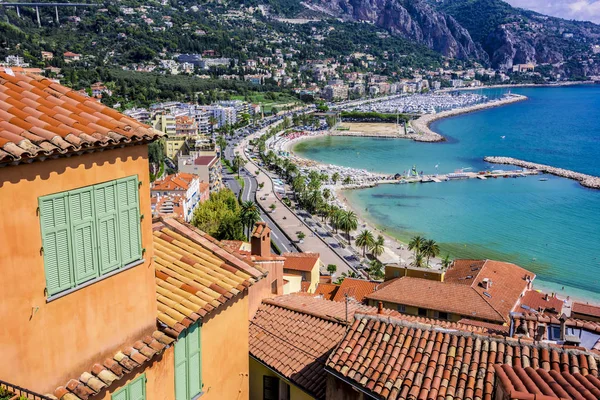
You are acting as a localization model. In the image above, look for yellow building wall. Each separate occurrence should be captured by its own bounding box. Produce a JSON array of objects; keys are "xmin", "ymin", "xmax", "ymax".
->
[
  {"xmin": 201, "ymin": 294, "xmax": 250, "ymax": 400},
  {"xmin": 0, "ymin": 146, "xmax": 157, "ymax": 394},
  {"xmin": 308, "ymin": 260, "xmax": 320, "ymax": 293},
  {"xmin": 384, "ymin": 265, "xmax": 444, "ymax": 282},
  {"xmin": 249, "ymin": 358, "xmax": 315, "ymax": 400},
  {"xmin": 369, "ymin": 301, "xmax": 462, "ymax": 323}
]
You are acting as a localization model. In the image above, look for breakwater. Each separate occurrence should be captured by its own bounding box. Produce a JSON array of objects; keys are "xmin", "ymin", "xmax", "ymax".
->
[
  {"xmin": 410, "ymin": 94, "xmax": 528, "ymax": 142},
  {"xmin": 484, "ymin": 156, "xmax": 600, "ymax": 189}
]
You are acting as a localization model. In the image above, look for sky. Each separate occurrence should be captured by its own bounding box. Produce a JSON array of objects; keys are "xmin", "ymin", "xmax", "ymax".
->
[{"xmin": 505, "ymin": 0, "xmax": 600, "ymax": 24}]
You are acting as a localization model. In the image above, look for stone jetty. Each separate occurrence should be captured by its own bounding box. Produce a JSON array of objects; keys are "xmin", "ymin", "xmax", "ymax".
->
[{"xmin": 484, "ymin": 156, "xmax": 600, "ymax": 190}]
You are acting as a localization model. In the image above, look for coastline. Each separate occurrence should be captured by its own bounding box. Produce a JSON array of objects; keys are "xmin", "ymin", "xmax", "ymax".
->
[
  {"xmin": 440, "ymin": 81, "xmax": 595, "ymax": 92},
  {"xmin": 410, "ymin": 94, "xmax": 528, "ymax": 142}
]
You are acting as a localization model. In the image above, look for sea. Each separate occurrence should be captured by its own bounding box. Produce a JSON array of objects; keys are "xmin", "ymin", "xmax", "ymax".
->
[{"xmin": 293, "ymin": 85, "xmax": 600, "ymax": 303}]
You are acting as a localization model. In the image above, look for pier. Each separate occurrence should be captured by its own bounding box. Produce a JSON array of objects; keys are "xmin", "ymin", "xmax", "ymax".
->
[{"xmin": 485, "ymin": 156, "xmax": 600, "ymax": 190}]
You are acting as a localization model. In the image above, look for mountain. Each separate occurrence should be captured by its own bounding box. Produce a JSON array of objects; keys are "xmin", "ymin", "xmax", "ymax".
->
[{"xmin": 276, "ymin": 0, "xmax": 600, "ymax": 73}]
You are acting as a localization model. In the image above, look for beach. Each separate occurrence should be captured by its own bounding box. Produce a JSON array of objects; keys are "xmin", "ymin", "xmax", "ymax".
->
[{"xmin": 410, "ymin": 94, "xmax": 528, "ymax": 141}]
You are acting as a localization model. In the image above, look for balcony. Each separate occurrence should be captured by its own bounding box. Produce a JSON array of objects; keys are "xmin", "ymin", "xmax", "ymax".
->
[{"xmin": 0, "ymin": 379, "xmax": 53, "ymax": 400}]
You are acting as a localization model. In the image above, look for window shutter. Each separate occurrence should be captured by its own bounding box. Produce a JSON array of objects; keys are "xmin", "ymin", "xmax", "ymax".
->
[
  {"xmin": 69, "ymin": 188, "xmax": 98, "ymax": 284},
  {"xmin": 128, "ymin": 374, "xmax": 146, "ymax": 400},
  {"xmin": 112, "ymin": 386, "xmax": 128, "ymax": 400},
  {"xmin": 174, "ymin": 332, "xmax": 188, "ymax": 400},
  {"xmin": 187, "ymin": 323, "xmax": 202, "ymax": 398},
  {"xmin": 39, "ymin": 194, "xmax": 73, "ymax": 295},
  {"xmin": 95, "ymin": 182, "xmax": 121, "ymax": 273},
  {"xmin": 117, "ymin": 176, "xmax": 142, "ymax": 265}
]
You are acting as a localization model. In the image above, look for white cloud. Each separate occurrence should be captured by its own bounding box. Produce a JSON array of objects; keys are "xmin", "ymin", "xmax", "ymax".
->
[{"xmin": 505, "ymin": 0, "xmax": 600, "ymax": 24}]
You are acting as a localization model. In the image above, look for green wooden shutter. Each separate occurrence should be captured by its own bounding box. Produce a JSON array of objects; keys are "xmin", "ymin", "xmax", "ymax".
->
[
  {"xmin": 69, "ymin": 187, "xmax": 98, "ymax": 284},
  {"xmin": 39, "ymin": 193, "xmax": 73, "ymax": 295},
  {"xmin": 187, "ymin": 323, "xmax": 202, "ymax": 398},
  {"xmin": 175, "ymin": 331, "xmax": 189, "ymax": 400},
  {"xmin": 112, "ymin": 386, "xmax": 128, "ymax": 400},
  {"xmin": 117, "ymin": 176, "xmax": 142, "ymax": 265},
  {"xmin": 128, "ymin": 374, "xmax": 146, "ymax": 400},
  {"xmin": 95, "ymin": 182, "xmax": 121, "ymax": 273}
]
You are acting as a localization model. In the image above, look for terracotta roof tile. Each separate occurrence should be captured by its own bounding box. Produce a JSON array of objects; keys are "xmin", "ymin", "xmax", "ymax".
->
[
  {"xmin": 0, "ymin": 72, "xmax": 161, "ymax": 165},
  {"xmin": 282, "ymin": 252, "xmax": 320, "ymax": 272},
  {"xmin": 518, "ymin": 290, "xmax": 564, "ymax": 315},
  {"xmin": 314, "ymin": 283, "xmax": 340, "ymax": 301},
  {"xmin": 49, "ymin": 331, "xmax": 173, "ymax": 400},
  {"xmin": 153, "ymin": 217, "xmax": 264, "ymax": 334},
  {"xmin": 573, "ymin": 302, "xmax": 600, "ymax": 319},
  {"xmin": 326, "ymin": 313, "xmax": 600, "ymax": 400},
  {"xmin": 332, "ymin": 278, "xmax": 379, "ymax": 303}
]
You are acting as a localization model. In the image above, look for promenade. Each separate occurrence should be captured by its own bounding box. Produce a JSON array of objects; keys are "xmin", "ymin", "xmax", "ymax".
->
[{"xmin": 236, "ymin": 128, "xmax": 359, "ymax": 276}]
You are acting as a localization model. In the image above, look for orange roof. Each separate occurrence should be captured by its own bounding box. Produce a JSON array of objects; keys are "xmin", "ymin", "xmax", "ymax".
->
[
  {"xmin": 444, "ymin": 259, "xmax": 534, "ymax": 321},
  {"xmin": 152, "ymin": 172, "xmax": 198, "ymax": 191},
  {"xmin": 199, "ymin": 181, "xmax": 209, "ymax": 193},
  {"xmin": 366, "ymin": 277, "xmax": 507, "ymax": 323},
  {"xmin": 0, "ymin": 72, "xmax": 160, "ymax": 165},
  {"xmin": 314, "ymin": 283, "xmax": 339, "ymax": 300},
  {"xmin": 332, "ymin": 277, "xmax": 379, "ymax": 303},
  {"xmin": 518, "ymin": 290, "xmax": 564, "ymax": 314},
  {"xmin": 282, "ymin": 252, "xmax": 320, "ymax": 272},
  {"xmin": 154, "ymin": 194, "xmax": 184, "ymax": 219},
  {"xmin": 573, "ymin": 302, "xmax": 600, "ymax": 319}
]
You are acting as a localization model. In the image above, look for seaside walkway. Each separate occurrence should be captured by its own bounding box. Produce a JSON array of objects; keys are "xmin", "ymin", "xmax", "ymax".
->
[{"xmin": 236, "ymin": 129, "xmax": 358, "ymax": 276}]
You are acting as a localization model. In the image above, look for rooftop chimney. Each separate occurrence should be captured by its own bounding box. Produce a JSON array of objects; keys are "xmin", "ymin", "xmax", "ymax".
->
[
  {"xmin": 251, "ymin": 221, "xmax": 271, "ymax": 258},
  {"xmin": 377, "ymin": 301, "xmax": 383, "ymax": 315},
  {"xmin": 481, "ymin": 278, "xmax": 492, "ymax": 290},
  {"xmin": 559, "ymin": 313, "xmax": 567, "ymax": 341}
]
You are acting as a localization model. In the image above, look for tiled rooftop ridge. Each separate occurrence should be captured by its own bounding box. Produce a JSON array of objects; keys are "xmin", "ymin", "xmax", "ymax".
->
[
  {"xmin": 327, "ymin": 313, "xmax": 600, "ymax": 400},
  {"xmin": 0, "ymin": 72, "xmax": 161, "ymax": 165}
]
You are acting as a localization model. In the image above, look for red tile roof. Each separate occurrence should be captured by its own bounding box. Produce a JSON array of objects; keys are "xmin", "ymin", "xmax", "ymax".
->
[
  {"xmin": 494, "ymin": 364, "xmax": 600, "ymax": 400},
  {"xmin": 50, "ymin": 332, "xmax": 174, "ymax": 400},
  {"xmin": 573, "ymin": 302, "xmax": 600, "ymax": 319},
  {"xmin": 193, "ymin": 155, "xmax": 217, "ymax": 166},
  {"xmin": 152, "ymin": 217, "xmax": 265, "ymax": 337},
  {"xmin": 300, "ymin": 281, "xmax": 310, "ymax": 292},
  {"xmin": 444, "ymin": 259, "xmax": 534, "ymax": 322},
  {"xmin": 518, "ymin": 290, "xmax": 564, "ymax": 315},
  {"xmin": 0, "ymin": 72, "xmax": 161, "ymax": 165},
  {"xmin": 326, "ymin": 313, "xmax": 600, "ymax": 400},
  {"xmin": 314, "ymin": 283, "xmax": 339, "ymax": 301},
  {"xmin": 332, "ymin": 278, "xmax": 379, "ymax": 303},
  {"xmin": 282, "ymin": 252, "xmax": 320, "ymax": 272},
  {"xmin": 365, "ymin": 277, "xmax": 507, "ymax": 323},
  {"xmin": 151, "ymin": 172, "xmax": 198, "ymax": 192}
]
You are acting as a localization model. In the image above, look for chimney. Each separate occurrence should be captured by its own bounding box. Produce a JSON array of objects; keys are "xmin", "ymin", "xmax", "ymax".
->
[
  {"xmin": 250, "ymin": 222, "xmax": 271, "ymax": 257},
  {"xmin": 559, "ymin": 313, "xmax": 567, "ymax": 341},
  {"xmin": 482, "ymin": 278, "xmax": 491, "ymax": 290},
  {"xmin": 377, "ymin": 301, "xmax": 383, "ymax": 315}
]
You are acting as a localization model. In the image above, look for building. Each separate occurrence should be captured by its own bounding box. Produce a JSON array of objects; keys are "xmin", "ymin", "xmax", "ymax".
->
[
  {"xmin": 0, "ymin": 71, "xmax": 164, "ymax": 396},
  {"xmin": 325, "ymin": 312, "xmax": 599, "ymax": 400},
  {"xmin": 366, "ymin": 260, "xmax": 534, "ymax": 324},
  {"xmin": 572, "ymin": 302, "xmax": 600, "ymax": 322},
  {"xmin": 178, "ymin": 153, "xmax": 222, "ymax": 192},
  {"xmin": 175, "ymin": 115, "xmax": 198, "ymax": 136},
  {"xmin": 63, "ymin": 51, "xmax": 81, "ymax": 62},
  {"xmin": 331, "ymin": 278, "xmax": 379, "ymax": 303},
  {"xmin": 151, "ymin": 173, "xmax": 208, "ymax": 222},
  {"xmin": 90, "ymin": 82, "xmax": 111, "ymax": 98},
  {"xmin": 124, "ymin": 107, "xmax": 151, "ymax": 124},
  {"xmin": 0, "ymin": 72, "xmax": 267, "ymax": 400},
  {"xmin": 322, "ymin": 84, "xmax": 348, "ymax": 101},
  {"xmin": 41, "ymin": 51, "xmax": 54, "ymax": 60},
  {"xmin": 153, "ymin": 113, "xmax": 176, "ymax": 135},
  {"xmin": 164, "ymin": 134, "xmax": 188, "ymax": 160},
  {"xmin": 282, "ymin": 252, "xmax": 321, "ymax": 293}
]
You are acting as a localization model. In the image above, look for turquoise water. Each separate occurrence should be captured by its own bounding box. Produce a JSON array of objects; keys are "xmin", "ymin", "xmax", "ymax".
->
[{"xmin": 294, "ymin": 86, "xmax": 600, "ymax": 302}]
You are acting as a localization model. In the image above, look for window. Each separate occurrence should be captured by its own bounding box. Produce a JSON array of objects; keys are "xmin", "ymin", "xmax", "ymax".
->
[
  {"xmin": 418, "ymin": 308, "xmax": 427, "ymax": 317},
  {"xmin": 175, "ymin": 323, "xmax": 202, "ymax": 400},
  {"xmin": 396, "ymin": 304, "xmax": 406, "ymax": 313},
  {"xmin": 435, "ymin": 311, "xmax": 449, "ymax": 320},
  {"xmin": 112, "ymin": 374, "xmax": 146, "ymax": 400},
  {"xmin": 263, "ymin": 376, "xmax": 290, "ymax": 400},
  {"xmin": 39, "ymin": 176, "xmax": 142, "ymax": 297}
]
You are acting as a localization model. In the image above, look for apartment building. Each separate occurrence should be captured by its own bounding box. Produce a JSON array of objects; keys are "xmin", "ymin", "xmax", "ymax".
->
[{"xmin": 151, "ymin": 173, "xmax": 208, "ymax": 222}]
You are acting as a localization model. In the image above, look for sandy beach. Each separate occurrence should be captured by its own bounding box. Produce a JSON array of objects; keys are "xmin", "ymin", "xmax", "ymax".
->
[{"xmin": 410, "ymin": 94, "xmax": 528, "ymax": 141}]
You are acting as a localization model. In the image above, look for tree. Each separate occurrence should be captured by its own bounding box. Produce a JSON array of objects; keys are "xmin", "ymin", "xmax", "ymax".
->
[
  {"xmin": 370, "ymin": 235, "xmax": 385, "ymax": 261},
  {"xmin": 269, "ymin": 203, "xmax": 276, "ymax": 212},
  {"xmin": 335, "ymin": 270, "xmax": 359, "ymax": 284},
  {"xmin": 343, "ymin": 176, "xmax": 352, "ymax": 185},
  {"xmin": 338, "ymin": 210, "xmax": 358, "ymax": 241},
  {"xmin": 412, "ymin": 254, "xmax": 425, "ymax": 269},
  {"xmin": 421, "ymin": 239, "xmax": 440, "ymax": 267},
  {"xmin": 322, "ymin": 188, "xmax": 331, "ymax": 201},
  {"xmin": 327, "ymin": 264, "xmax": 337, "ymax": 275},
  {"xmin": 408, "ymin": 235, "xmax": 425, "ymax": 258},
  {"xmin": 297, "ymin": 231, "xmax": 306, "ymax": 242},
  {"xmin": 355, "ymin": 229, "xmax": 375, "ymax": 257},
  {"xmin": 240, "ymin": 201, "xmax": 260, "ymax": 239},
  {"xmin": 216, "ymin": 135, "xmax": 227, "ymax": 153},
  {"xmin": 232, "ymin": 154, "xmax": 246, "ymax": 178},
  {"xmin": 191, "ymin": 189, "xmax": 245, "ymax": 241},
  {"xmin": 368, "ymin": 259, "xmax": 384, "ymax": 280},
  {"xmin": 441, "ymin": 254, "xmax": 452, "ymax": 270},
  {"xmin": 332, "ymin": 172, "xmax": 340, "ymax": 184}
]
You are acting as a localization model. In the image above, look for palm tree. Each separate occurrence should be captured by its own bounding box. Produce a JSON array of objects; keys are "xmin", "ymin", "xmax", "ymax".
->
[
  {"xmin": 232, "ymin": 154, "xmax": 246, "ymax": 178},
  {"xmin": 368, "ymin": 259, "xmax": 384, "ymax": 280},
  {"xmin": 216, "ymin": 135, "xmax": 227, "ymax": 153},
  {"xmin": 335, "ymin": 270, "xmax": 359, "ymax": 284},
  {"xmin": 327, "ymin": 264, "xmax": 337, "ymax": 276},
  {"xmin": 408, "ymin": 235, "xmax": 425, "ymax": 258},
  {"xmin": 331, "ymin": 172, "xmax": 340, "ymax": 184},
  {"xmin": 421, "ymin": 239, "xmax": 440, "ymax": 267},
  {"xmin": 338, "ymin": 210, "xmax": 358, "ymax": 242},
  {"xmin": 322, "ymin": 188, "xmax": 331, "ymax": 202},
  {"xmin": 370, "ymin": 235, "xmax": 385, "ymax": 261},
  {"xmin": 240, "ymin": 201, "xmax": 260, "ymax": 239},
  {"xmin": 305, "ymin": 190, "xmax": 323, "ymax": 214},
  {"xmin": 412, "ymin": 253, "xmax": 425, "ymax": 268},
  {"xmin": 355, "ymin": 229, "xmax": 375, "ymax": 257},
  {"xmin": 441, "ymin": 254, "xmax": 452, "ymax": 270},
  {"xmin": 343, "ymin": 176, "xmax": 352, "ymax": 185}
]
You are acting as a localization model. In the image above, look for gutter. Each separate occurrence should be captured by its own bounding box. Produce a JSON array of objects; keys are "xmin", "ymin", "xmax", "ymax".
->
[{"xmin": 324, "ymin": 367, "xmax": 379, "ymax": 399}]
